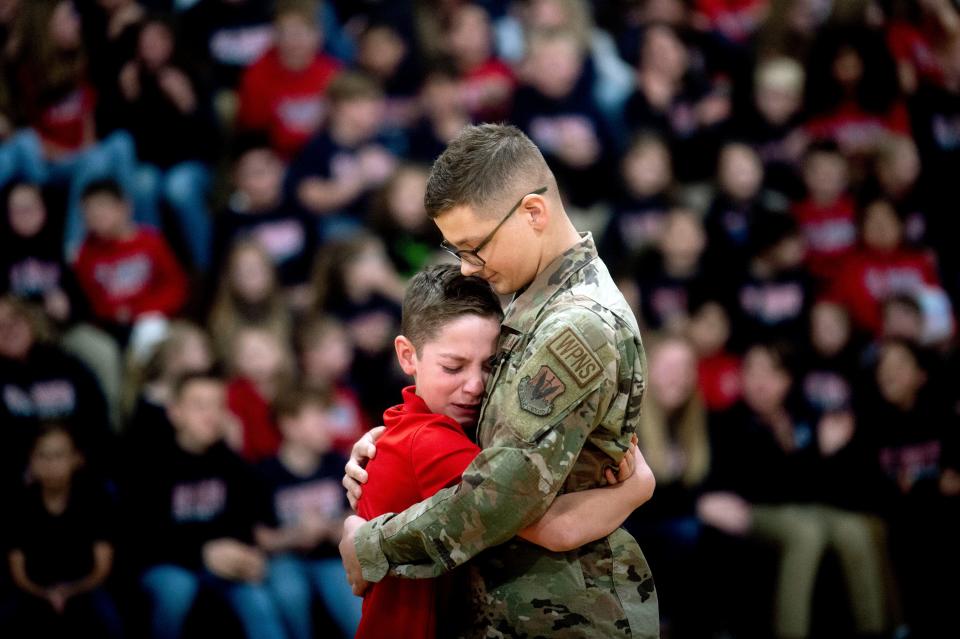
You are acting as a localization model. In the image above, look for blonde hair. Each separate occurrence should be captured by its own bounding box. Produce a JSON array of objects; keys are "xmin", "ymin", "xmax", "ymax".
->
[
  {"xmin": 755, "ymin": 56, "xmax": 804, "ymax": 94},
  {"xmin": 636, "ymin": 336, "xmax": 710, "ymax": 487},
  {"xmin": 209, "ymin": 240, "xmax": 291, "ymax": 358}
]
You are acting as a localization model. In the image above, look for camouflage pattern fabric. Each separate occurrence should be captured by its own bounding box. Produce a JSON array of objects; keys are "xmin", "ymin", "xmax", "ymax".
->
[{"xmin": 355, "ymin": 234, "xmax": 659, "ymax": 638}]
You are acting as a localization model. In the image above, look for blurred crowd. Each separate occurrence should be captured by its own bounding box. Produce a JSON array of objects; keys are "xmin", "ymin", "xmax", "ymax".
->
[{"xmin": 0, "ymin": 0, "xmax": 958, "ymax": 638}]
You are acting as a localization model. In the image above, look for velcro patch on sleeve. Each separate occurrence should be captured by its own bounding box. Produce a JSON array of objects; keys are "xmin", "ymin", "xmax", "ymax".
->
[
  {"xmin": 517, "ymin": 365, "xmax": 566, "ymax": 416},
  {"xmin": 546, "ymin": 327, "xmax": 603, "ymax": 388}
]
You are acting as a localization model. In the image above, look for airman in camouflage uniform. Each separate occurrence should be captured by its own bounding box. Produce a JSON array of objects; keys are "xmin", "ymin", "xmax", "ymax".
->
[{"xmin": 353, "ymin": 232, "xmax": 659, "ymax": 638}]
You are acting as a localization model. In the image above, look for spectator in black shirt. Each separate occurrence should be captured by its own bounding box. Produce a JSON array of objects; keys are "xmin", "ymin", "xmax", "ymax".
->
[
  {"xmin": 5, "ymin": 422, "xmax": 122, "ymax": 638},
  {"xmin": 125, "ymin": 370, "xmax": 286, "ymax": 639}
]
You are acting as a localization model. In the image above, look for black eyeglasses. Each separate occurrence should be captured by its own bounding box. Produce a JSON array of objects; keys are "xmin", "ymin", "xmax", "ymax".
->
[{"xmin": 441, "ymin": 187, "xmax": 548, "ymax": 267}]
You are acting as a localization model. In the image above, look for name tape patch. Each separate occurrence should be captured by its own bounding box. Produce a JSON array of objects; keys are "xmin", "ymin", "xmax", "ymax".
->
[{"xmin": 546, "ymin": 327, "xmax": 603, "ymax": 388}]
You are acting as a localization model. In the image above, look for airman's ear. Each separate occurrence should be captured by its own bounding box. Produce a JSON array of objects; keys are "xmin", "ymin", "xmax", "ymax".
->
[{"xmin": 523, "ymin": 192, "xmax": 549, "ymax": 232}]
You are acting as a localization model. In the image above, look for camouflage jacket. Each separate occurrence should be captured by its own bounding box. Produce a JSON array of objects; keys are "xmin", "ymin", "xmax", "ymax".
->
[{"xmin": 355, "ymin": 234, "xmax": 659, "ymax": 638}]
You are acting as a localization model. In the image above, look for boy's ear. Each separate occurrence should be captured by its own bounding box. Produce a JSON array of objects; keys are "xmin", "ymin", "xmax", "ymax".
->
[{"xmin": 394, "ymin": 335, "xmax": 418, "ymax": 377}]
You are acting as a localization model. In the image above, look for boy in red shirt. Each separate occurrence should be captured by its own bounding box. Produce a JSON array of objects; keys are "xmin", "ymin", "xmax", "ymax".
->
[
  {"xmin": 355, "ymin": 265, "xmax": 653, "ymax": 639},
  {"xmin": 236, "ymin": 0, "xmax": 341, "ymax": 159},
  {"xmin": 73, "ymin": 179, "xmax": 187, "ymax": 343}
]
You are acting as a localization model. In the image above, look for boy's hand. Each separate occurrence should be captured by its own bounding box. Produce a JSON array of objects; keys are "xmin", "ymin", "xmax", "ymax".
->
[
  {"xmin": 339, "ymin": 515, "xmax": 369, "ymax": 595},
  {"xmin": 697, "ymin": 492, "xmax": 752, "ymax": 536},
  {"xmin": 605, "ymin": 435, "xmax": 640, "ymax": 484},
  {"xmin": 343, "ymin": 426, "xmax": 385, "ymax": 509}
]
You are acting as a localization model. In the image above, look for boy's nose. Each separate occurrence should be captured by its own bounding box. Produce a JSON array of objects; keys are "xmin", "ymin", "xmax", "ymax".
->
[
  {"xmin": 460, "ymin": 261, "xmax": 482, "ymax": 277},
  {"xmin": 463, "ymin": 374, "xmax": 485, "ymax": 396}
]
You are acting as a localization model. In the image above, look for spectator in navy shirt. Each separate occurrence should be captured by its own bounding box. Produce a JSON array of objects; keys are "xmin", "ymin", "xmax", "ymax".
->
[{"xmin": 256, "ymin": 387, "xmax": 360, "ymax": 639}]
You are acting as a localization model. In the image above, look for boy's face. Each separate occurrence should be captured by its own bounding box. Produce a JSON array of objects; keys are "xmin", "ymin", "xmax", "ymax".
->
[
  {"xmin": 236, "ymin": 148, "xmax": 283, "ymax": 208},
  {"xmin": 83, "ymin": 193, "xmax": 130, "ymax": 238},
  {"xmin": 168, "ymin": 380, "xmax": 226, "ymax": 450},
  {"xmin": 803, "ymin": 152, "xmax": 848, "ymax": 203},
  {"xmin": 332, "ymin": 98, "xmax": 385, "ymax": 143},
  {"xmin": 30, "ymin": 430, "xmax": 81, "ymax": 490},
  {"xmin": 756, "ymin": 84, "xmax": 800, "ymax": 126},
  {"xmin": 275, "ymin": 12, "xmax": 320, "ymax": 71},
  {"xmin": 397, "ymin": 314, "xmax": 500, "ymax": 427}
]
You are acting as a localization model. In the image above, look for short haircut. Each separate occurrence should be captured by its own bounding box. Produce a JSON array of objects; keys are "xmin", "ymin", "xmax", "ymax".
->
[
  {"xmin": 81, "ymin": 178, "xmax": 127, "ymax": 203},
  {"xmin": 274, "ymin": 386, "xmax": 333, "ymax": 421},
  {"xmin": 327, "ymin": 71, "xmax": 383, "ymax": 105},
  {"xmin": 424, "ymin": 124, "xmax": 551, "ymax": 219},
  {"xmin": 172, "ymin": 367, "xmax": 224, "ymax": 399},
  {"xmin": 401, "ymin": 264, "xmax": 503, "ymax": 353}
]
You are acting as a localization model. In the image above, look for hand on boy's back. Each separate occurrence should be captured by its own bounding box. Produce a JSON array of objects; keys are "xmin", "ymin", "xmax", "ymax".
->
[
  {"xmin": 203, "ymin": 539, "xmax": 266, "ymax": 583},
  {"xmin": 339, "ymin": 515, "xmax": 369, "ymax": 596},
  {"xmin": 343, "ymin": 426, "xmax": 385, "ymax": 510}
]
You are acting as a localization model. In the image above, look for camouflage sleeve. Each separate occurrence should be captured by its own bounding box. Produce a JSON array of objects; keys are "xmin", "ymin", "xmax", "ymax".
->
[{"xmin": 355, "ymin": 308, "xmax": 619, "ymax": 582}]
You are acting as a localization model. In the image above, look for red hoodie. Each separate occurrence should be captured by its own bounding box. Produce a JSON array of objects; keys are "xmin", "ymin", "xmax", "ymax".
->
[
  {"xmin": 356, "ymin": 387, "xmax": 481, "ymax": 639},
  {"xmin": 226, "ymin": 377, "xmax": 282, "ymax": 463},
  {"xmin": 73, "ymin": 226, "xmax": 187, "ymax": 323},
  {"xmin": 236, "ymin": 48, "xmax": 341, "ymax": 158},
  {"xmin": 829, "ymin": 247, "xmax": 940, "ymax": 335}
]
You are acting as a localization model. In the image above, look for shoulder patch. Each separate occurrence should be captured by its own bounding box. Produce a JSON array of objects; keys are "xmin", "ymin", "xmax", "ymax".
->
[
  {"xmin": 517, "ymin": 365, "xmax": 566, "ymax": 416},
  {"xmin": 547, "ymin": 327, "xmax": 603, "ymax": 388}
]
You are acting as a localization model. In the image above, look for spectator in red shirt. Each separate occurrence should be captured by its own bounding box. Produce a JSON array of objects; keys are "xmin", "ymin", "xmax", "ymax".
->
[
  {"xmin": 236, "ymin": 0, "xmax": 341, "ymax": 159},
  {"xmin": 225, "ymin": 325, "xmax": 293, "ymax": 462},
  {"xmin": 354, "ymin": 265, "xmax": 655, "ymax": 639},
  {"xmin": 687, "ymin": 298, "xmax": 741, "ymax": 413},
  {"xmin": 73, "ymin": 179, "xmax": 187, "ymax": 345},
  {"xmin": 830, "ymin": 197, "xmax": 941, "ymax": 337},
  {"xmin": 445, "ymin": 3, "xmax": 516, "ymax": 123},
  {"xmin": 791, "ymin": 141, "xmax": 857, "ymax": 283}
]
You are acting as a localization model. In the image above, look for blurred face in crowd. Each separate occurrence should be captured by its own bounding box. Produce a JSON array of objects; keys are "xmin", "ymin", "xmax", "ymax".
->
[
  {"xmin": 882, "ymin": 299, "xmax": 924, "ymax": 343},
  {"xmin": 622, "ymin": 139, "xmax": 672, "ymax": 198},
  {"xmin": 525, "ymin": 36, "xmax": 583, "ymax": 99},
  {"xmin": 768, "ymin": 232, "xmax": 806, "ymax": 271},
  {"xmin": 233, "ymin": 329, "xmax": 287, "ymax": 385},
  {"xmin": 742, "ymin": 345, "xmax": 792, "ymax": 417},
  {"xmin": 755, "ymin": 80, "xmax": 801, "ymax": 126},
  {"xmin": 280, "ymin": 403, "xmax": 333, "ymax": 454},
  {"xmin": 387, "ymin": 167, "xmax": 429, "ymax": 231},
  {"xmin": 641, "ymin": 25, "xmax": 687, "ymax": 80},
  {"xmin": 0, "ymin": 300, "xmax": 33, "ymax": 360},
  {"xmin": 810, "ymin": 301, "xmax": 851, "ymax": 357},
  {"xmin": 527, "ymin": 0, "xmax": 570, "ymax": 29},
  {"xmin": 447, "ymin": 4, "xmax": 492, "ymax": 68},
  {"xmin": 359, "ymin": 26, "xmax": 406, "ymax": 79},
  {"xmin": 30, "ymin": 429, "xmax": 81, "ymax": 492},
  {"xmin": 7, "ymin": 184, "xmax": 46, "ymax": 238},
  {"xmin": 876, "ymin": 137, "xmax": 920, "ymax": 197},
  {"xmin": 275, "ymin": 12, "xmax": 320, "ymax": 72},
  {"xmin": 876, "ymin": 342, "xmax": 925, "ymax": 409},
  {"xmin": 302, "ymin": 324, "xmax": 353, "ymax": 386},
  {"xmin": 718, "ymin": 143, "xmax": 763, "ymax": 202},
  {"xmin": 660, "ymin": 209, "xmax": 705, "ymax": 271},
  {"xmin": 803, "ymin": 150, "xmax": 848, "ymax": 204},
  {"xmin": 82, "ymin": 193, "xmax": 131, "ymax": 239},
  {"xmin": 832, "ymin": 45, "xmax": 864, "ymax": 89},
  {"xmin": 687, "ymin": 301, "xmax": 730, "ymax": 357},
  {"xmin": 49, "ymin": 1, "xmax": 81, "ymax": 51},
  {"xmin": 648, "ymin": 339, "xmax": 698, "ymax": 413},
  {"xmin": 169, "ymin": 379, "xmax": 226, "ymax": 451},
  {"xmin": 332, "ymin": 97, "xmax": 385, "ymax": 143},
  {"xmin": 229, "ymin": 245, "xmax": 275, "ymax": 304},
  {"xmin": 861, "ymin": 200, "xmax": 903, "ymax": 252},
  {"xmin": 236, "ymin": 148, "xmax": 283, "ymax": 210},
  {"xmin": 421, "ymin": 73, "xmax": 462, "ymax": 116},
  {"xmin": 138, "ymin": 21, "xmax": 175, "ymax": 71},
  {"xmin": 395, "ymin": 313, "xmax": 499, "ymax": 428}
]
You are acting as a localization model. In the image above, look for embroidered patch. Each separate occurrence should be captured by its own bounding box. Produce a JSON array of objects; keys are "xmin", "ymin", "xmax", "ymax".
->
[
  {"xmin": 517, "ymin": 365, "xmax": 566, "ymax": 416},
  {"xmin": 546, "ymin": 327, "xmax": 603, "ymax": 388}
]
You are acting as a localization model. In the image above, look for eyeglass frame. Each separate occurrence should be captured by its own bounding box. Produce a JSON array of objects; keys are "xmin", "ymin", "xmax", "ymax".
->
[{"xmin": 440, "ymin": 186, "xmax": 549, "ymax": 267}]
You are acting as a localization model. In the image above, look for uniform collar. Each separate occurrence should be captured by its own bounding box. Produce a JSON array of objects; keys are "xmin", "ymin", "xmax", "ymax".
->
[{"xmin": 501, "ymin": 232, "xmax": 597, "ymax": 335}]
